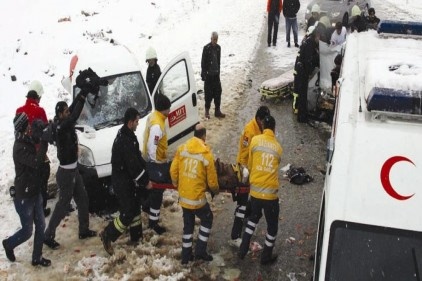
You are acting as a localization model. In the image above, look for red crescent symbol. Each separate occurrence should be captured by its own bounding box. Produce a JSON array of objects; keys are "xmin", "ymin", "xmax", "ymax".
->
[{"xmin": 380, "ymin": 156, "xmax": 415, "ymax": 200}]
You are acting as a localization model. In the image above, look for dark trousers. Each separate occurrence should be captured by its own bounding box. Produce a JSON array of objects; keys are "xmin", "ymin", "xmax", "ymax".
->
[
  {"xmin": 268, "ymin": 12, "xmax": 280, "ymax": 45},
  {"xmin": 231, "ymin": 192, "xmax": 249, "ymax": 240},
  {"xmin": 4, "ymin": 194, "xmax": 45, "ymax": 262},
  {"xmin": 204, "ymin": 74, "xmax": 222, "ymax": 110},
  {"xmin": 106, "ymin": 189, "xmax": 143, "ymax": 242},
  {"xmin": 239, "ymin": 197, "xmax": 279, "ymax": 257},
  {"xmin": 285, "ymin": 17, "xmax": 298, "ymax": 44},
  {"xmin": 294, "ymin": 62, "xmax": 309, "ymax": 123},
  {"xmin": 45, "ymin": 167, "xmax": 90, "ymax": 240},
  {"xmin": 182, "ymin": 203, "xmax": 213, "ymax": 262}
]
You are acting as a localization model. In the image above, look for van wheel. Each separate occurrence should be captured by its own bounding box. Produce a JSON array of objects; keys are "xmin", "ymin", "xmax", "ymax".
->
[{"xmin": 342, "ymin": 13, "xmax": 349, "ymax": 27}]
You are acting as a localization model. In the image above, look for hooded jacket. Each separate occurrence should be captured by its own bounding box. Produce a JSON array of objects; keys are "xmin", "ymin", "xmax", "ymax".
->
[
  {"xmin": 236, "ymin": 118, "xmax": 262, "ymax": 167},
  {"xmin": 170, "ymin": 137, "xmax": 219, "ymax": 209},
  {"xmin": 248, "ymin": 129, "xmax": 283, "ymax": 201},
  {"xmin": 13, "ymin": 135, "xmax": 48, "ymax": 199},
  {"xmin": 143, "ymin": 110, "xmax": 168, "ymax": 163},
  {"xmin": 16, "ymin": 98, "xmax": 48, "ymax": 125}
]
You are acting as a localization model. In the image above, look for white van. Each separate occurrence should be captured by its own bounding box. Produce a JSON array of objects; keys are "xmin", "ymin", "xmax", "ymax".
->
[
  {"xmin": 313, "ymin": 21, "xmax": 422, "ymax": 280},
  {"xmin": 62, "ymin": 43, "xmax": 200, "ymax": 213}
]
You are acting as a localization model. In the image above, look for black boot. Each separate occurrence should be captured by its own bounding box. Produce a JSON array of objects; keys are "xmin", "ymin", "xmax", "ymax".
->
[
  {"xmin": 181, "ymin": 247, "xmax": 194, "ymax": 265},
  {"xmin": 129, "ymin": 224, "xmax": 143, "ymax": 243},
  {"xmin": 215, "ymin": 109, "xmax": 226, "ymax": 118},
  {"xmin": 149, "ymin": 220, "xmax": 166, "ymax": 235},
  {"xmin": 205, "ymin": 108, "xmax": 210, "ymax": 119},
  {"xmin": 195, "ymin": 240, "xmax": 213, "ymax": 261},
  {"xmin": 2, "ymin": 239, "xmax": 15, "ymax": 262},
  {"xmin": 260, "ymin": 245, "xmax": 278, "ymax": 265},
  {"xmin": 32, "ymin": 257, "xmax": 51, "ymax": 267}
]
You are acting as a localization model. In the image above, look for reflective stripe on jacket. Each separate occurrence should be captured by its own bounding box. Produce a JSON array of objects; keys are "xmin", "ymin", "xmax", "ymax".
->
[
  {"xmin": 248, "ymin": 129, "xmax": 283, "ymax": 200},
  {"xmin": 170, "ymin": 137, "xmax": 219, "ymax": 209}
]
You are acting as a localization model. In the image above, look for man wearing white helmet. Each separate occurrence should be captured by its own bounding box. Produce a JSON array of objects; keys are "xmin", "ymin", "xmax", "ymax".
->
[
  {"xmin": 307, "ymin": 4, "xmax": 320, "ymax": 31},
  {"xmin": 16, "ymin": 81, "xmax": 51, "ymax": 217},
  {"xmin": 145, "ymin": 47, "xmax": 162, "ymax": 94},
  {"xmin": 350, "ymin": 5, "xmax": 367, "ymax": 33}
]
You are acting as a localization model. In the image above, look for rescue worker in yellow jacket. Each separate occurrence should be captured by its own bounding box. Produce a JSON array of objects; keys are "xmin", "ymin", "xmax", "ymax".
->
[
  {"xmin": 230, "ymin": 105, "xmax": 270, "ymax": 247},
  {"xmin": 238, "ymin": 115, "xmax": 283, "ymax": 265},
  {"xmin": 170, "ymin": 124, "xmax": 219, "ymax": 265},
  {"xmin": 142, "ymin": 93, "xmax": 171, "ymax": 235}
]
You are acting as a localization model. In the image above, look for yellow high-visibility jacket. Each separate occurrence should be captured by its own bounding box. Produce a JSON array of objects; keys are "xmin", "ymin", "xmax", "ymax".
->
[
  {"xmin": 170, "ymin": 137, "xmax": 219, "ymax": 209},
  {"xmin": 248, "ymin": 129, "xmax": 283, "ymax": 200},
  {"xmin": 236, "ymin": 118, "xmax": 261, "ymax": 167},
  {"xmin": 143, "ymin": 110, "xmax": 168, "ymax": 162}
]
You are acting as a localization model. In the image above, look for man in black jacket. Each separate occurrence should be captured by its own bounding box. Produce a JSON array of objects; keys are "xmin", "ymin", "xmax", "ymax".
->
[
  {"xmin": 283, "ymin": 0, "xmax": 300, "ymax": 48},
  {"xmin": 201, "ymin": 31, "xmax": 225, "ymax": 119},
  {"xmin": 100, "ymin": 108, "xmax": 152, "ymax": 255},
  {"xmin": 293, "ymin": 26, "xmax": 321, "ymax": 123},
  {"xmin": 2, "ymin": 112, "xmax": 51, "ymax": 267},
  {"xmin": 44, "ymin": 70, "xmax": 98, "ymax": 249}
]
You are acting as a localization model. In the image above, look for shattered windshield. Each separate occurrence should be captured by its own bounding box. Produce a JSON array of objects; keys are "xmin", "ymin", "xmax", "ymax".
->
[
  {"xmin": 326, "ymin": 221, "xmax": 422, "ymax": 281},
  {"xmin": 76, "ymin": 72, "xmax": 151, "ymax": 129}
]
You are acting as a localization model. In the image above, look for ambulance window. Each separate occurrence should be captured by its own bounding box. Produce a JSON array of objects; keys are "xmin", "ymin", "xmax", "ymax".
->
[
  {"xmin": 157, "ymin": 59, "xmax": 189, "ymax": 102},
  {"xmin": 325, "ymin": 221, "xmax": 422, "ymax": 281}
]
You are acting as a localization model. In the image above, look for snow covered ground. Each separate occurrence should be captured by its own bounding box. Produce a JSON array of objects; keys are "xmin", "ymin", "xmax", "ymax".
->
[{"xmin": 0, "ymin": 0, "xmax": 421, "ymax": 280}]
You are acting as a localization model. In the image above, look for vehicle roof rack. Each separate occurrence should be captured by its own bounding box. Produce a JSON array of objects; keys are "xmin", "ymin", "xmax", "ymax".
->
[
  {"xmin": 367, "ymin": 87, "xmax": 422, "ymax": 120},
  {"xmin": 378, "ymin": 20, "xmax": 422, "ymax": 36}
]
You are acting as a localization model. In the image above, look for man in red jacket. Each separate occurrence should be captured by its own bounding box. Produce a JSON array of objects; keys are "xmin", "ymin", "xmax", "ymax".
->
[
  {"xmin": 267, "ymin": 0, "xmax": 283, "ymax": 47},
  {"xmin": 16, "ymin": 80, "xmax": 50, "ymax": 217}
]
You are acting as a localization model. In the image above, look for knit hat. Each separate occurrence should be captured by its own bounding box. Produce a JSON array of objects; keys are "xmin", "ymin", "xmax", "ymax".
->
[
  {"xmin": 13, "ymin": 112, "xmax": 29, "ymax": 132},
  {"xmin": 145, "ymin": 47, "xmax": 158, "ymax": 61},
  {"xmin": 28, "ymin": 80, "xmax": 44, "ymax": 97},
  {"xmin": 155, "ymin": 94, "xmax": 171, "ymax": 111},
  {"xmin": 255, "ymin": 105, "xmax": 270, "ymax": 120}
]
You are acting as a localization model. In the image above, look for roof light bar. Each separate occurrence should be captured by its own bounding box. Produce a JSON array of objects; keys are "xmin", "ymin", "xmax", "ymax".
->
[
  {"xmin": 367, "ymin": 87, "xmax": 422, "ymax": 115},
  {"xmin": 378, "ymin": 20, "xmax": 422, "ymax": 36}
]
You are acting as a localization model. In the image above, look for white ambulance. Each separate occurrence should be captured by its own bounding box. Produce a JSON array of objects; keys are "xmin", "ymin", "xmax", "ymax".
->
[
  {"xmin": 313, "ymin": 21, "xmax": 422, "ymax": 280},
  {"xmin": 62, "ymin": 43, "xmax": 200, "ymax": 213}
]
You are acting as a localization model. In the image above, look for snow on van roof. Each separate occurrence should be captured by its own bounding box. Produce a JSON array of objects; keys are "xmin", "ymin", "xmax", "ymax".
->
[
  {"xmin": 354, "ymin": 31, "xmax": 422, "ymax": 101},
  {"xmin": 74, "ymin": 42, "xmax": 141, "ymax": 78}
]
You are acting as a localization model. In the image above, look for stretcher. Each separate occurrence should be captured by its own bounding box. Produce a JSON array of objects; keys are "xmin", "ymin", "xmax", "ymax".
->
[
  {"xmin": 259, "ymin": 69, "xmax": 294, "ymax": 102},
  {"xmin": 151, "ymin": 182, "xmax": 250, "ymax": 194}
]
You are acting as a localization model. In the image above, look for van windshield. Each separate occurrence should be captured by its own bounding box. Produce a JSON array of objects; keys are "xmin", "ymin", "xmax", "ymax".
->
[
  {"xmin": 76, "ymin": 72, "xmax": 151, "ymax": 129},
  {"xmin": 326, "ymin": 221, "xmax": 422, "ymax": 281}
]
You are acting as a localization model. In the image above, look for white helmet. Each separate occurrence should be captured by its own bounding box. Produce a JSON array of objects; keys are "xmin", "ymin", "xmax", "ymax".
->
[
  {"xmin": 145, "ymin": 47, "xmax": 157, "ymax": 61},
  {"xmin": 311, "ymin": 4, "xmax": 321, "ymax": 13},
  {"xmin": 28, "ymin": 80, "xmax": 44, "ymax": 97},
  {"xmin": 352, "ymin": 5, "xmax": 361, "ymax": 17},
  {"xmin": 319, "ymin": 16, "xmax": 331, "ymax": 28}
]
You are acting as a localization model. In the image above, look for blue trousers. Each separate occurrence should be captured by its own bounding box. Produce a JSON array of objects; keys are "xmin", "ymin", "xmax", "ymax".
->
[
  {"xmin": 5, "ymin": 194, "xmax": 45, "ymax": 262},
  {"xmin": 285, "ymin": 17, "xmax": 299, "ymax": 44}
]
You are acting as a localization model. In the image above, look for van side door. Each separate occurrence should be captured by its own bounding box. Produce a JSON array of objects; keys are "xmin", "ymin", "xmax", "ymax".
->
[{"xmin": 151, "ymin": 52, "xmax": 199, "ymax": 147}]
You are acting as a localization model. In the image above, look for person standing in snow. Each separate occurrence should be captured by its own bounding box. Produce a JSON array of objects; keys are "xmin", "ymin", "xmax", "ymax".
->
[
  {"xmin": 350, "ymin": 5, "xmax": 367, "ymax": 33},
  {"xmin": 229, "ymin": 106, "xmax": 271, "ymax": 248},
  {"xmin": 307, "ymin": 4, "xmax": 320, "ymax": 31},
  {"xmin": 366, "ymin": 7, "xmax": 380, "ymax": 30},
  {"xmin": 2, "ymin": 112, "xmax": 51, "ymax": 267},
  {"xmin": 44, "ymin": 70, "xmax": 98, "ymax": 250},
  {"xmin": 100, "ymin": 108, "xmax": 152, "ymax": 255},
  {"xmin": 283, "ymin": 0, "xmax": 300, "ymax": 48},
  {"xmin": 145, "ymin": 47, "xmax": 161, "ymax": 94},
  {"xmin": 170, "ymin": 124, "xmax": 219, "ymax": 265},
  {"xmin": 201, "ymin": 31, "xmax": 226, "ymax": 119},
  {"xmin": 142, "ymin": 93, "xmax": 172, "ymax": 235},
  {"xmin": 238, "ymin": 115, "xmax": 283, "ymax": 265},
  {"xmin": 267, "ymin": 0, "xmax": 283, "ymax": 47},
  {"xmin": 330, "ymin": 22, "xmax": 347, "ymax": 46},
  {"xmin": 16, "ymin": 80, "xmax": 51, "ymax": 218},
  {"xmin": 292, "ymin": 25, "xmax": 321, "ymax": 123}
]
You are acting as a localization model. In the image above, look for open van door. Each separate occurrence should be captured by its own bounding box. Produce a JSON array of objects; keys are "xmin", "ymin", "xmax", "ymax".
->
[{"xmin": 151, "ymin": 52, "xmax": 199, "ymax": 147}]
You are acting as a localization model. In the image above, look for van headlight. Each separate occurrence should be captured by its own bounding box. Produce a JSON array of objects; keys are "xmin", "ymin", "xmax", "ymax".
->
[{"xmin": 78, "ymin": 144, "xmax": 95, "ymax": 167}]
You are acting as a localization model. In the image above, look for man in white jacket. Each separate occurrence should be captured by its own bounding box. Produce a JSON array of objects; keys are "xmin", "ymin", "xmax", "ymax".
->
[{"xmin": 330, "ymin": 22, "xmax": 347, "ymax": 46}]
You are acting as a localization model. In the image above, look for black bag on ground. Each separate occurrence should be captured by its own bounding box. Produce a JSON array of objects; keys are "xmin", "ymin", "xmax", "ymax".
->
[{"xmin": 287, "ymin": 166, "xmax": 313, "ymax": 185}]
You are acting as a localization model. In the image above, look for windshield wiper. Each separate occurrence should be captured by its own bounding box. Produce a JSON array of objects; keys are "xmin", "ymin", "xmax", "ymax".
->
[{"xmin": 94, "ymin": 118, "xmax": 124, "ymax": 130}]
